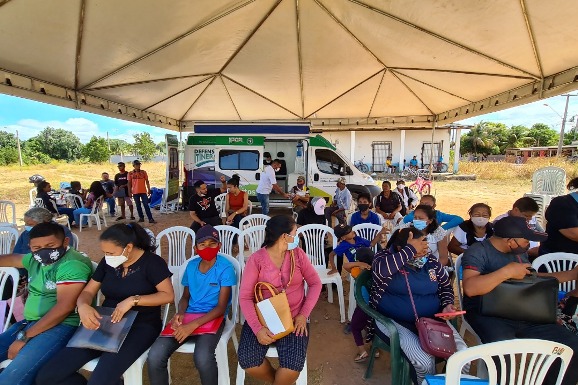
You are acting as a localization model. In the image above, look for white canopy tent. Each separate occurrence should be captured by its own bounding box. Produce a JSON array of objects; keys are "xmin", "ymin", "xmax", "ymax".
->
[{"xmin": 1, "ymin": 0, "xmax": 578, "ymax": 132}]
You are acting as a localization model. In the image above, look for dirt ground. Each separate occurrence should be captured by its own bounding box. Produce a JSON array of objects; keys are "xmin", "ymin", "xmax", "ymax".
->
[{"xmin": 2, "ymin": 175, "xmax": 532, "ymax": 385}]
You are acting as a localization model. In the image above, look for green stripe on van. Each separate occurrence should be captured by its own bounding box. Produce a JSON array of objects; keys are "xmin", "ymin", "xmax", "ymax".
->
[{"xmin": 187, "ymin": 135, "xmax": 264, "ymax": 146}]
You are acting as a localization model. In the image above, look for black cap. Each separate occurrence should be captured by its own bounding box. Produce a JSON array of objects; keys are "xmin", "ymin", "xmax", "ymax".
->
[
  {"xmin": 117, "ymin": 162, "xmax": 125, "ymax": 167},
  {"xmin": 196, "ymin": 224, "xmax": 220, "ymax": 244},
  {"xmin": 493, "ymin": 216, "xmax": 547, "ymax": 242},
  {"xmin": 263, "ymin": 152, "xmax": 271, "ymax": 158},
  {"xmin": 132, "ymin": 160, "xmax": 141, "ymax": 165},
  {"xmin": 334, "ymin": 224, "xmax": 352, "ymax": 240}
]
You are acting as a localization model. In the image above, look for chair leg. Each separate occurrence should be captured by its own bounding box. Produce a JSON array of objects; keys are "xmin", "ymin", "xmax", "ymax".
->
[
  {"xmin": 364, "ymin": 344, "xmax": 378, "ymax": 379},
  {"xmin": 236, "ymin": 362, "xmax": 246, "ymax": 385},
  {"xmin": 297, "ymin": 359, "xmax": 307, "ymax": 385},
  {"xmin": 327, "ymin": 283, "xmax": 334, "ymax": 303},
  {"xmin": 336, "ymin": 281, "xmax": 345, "ymax": 323},
  {"xmin": 216, "ymin": 342, "xmax": 230, "ymax": 385}
]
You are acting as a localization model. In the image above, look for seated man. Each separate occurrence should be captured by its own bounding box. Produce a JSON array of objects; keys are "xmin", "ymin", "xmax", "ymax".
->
[
  {"xmin": 100, "ymin": 172, "xmax": 116, "ymax": 217},
  {"xmin": 325, "ymin": 177, "xmax": 352, "ymax": 226},
  {"xmin": 0, "ymin": 222, "xmax": 92, "ymax": 385},
  {"xmin": 409, "ymin": 156, "xmax": 418, "ymax": 170},
  {"xmin": 189, "ymin": 177, "xmax": 226, "ymax": 232},
  {"xmin": 68, "ymin": 181, "xmax": 86, "ymax": 202},
  {"xmin": 493, "ymin": 196, "xmax": 544, "ymax": 260},
  {"xmin": 386, "ymin": 156, "xmax": 395, "ymax": 173},
  {"xmin": 375, "ymin": 181, "xmax": 403, "ymax": 226},
  {"xmin": 462, "ymin": 216, "xmax": 578, "ymax": 385},
  {"xmin": 349, "ymin": 193, "xmax": 380, "ymax": 227},
  {"xmin": 290, "ymin": 175, "xmax": 310, "ymax": 213},
  {"xmin": 297, "ymin": 197, "xmax": 327, "ymax": 227},
  {"xmin": 402, "ymin": 194, "xmax": 463, "ymax": 231}
]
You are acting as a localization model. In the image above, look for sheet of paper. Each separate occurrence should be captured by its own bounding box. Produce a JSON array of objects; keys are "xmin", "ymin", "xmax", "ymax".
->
[{"xmin": 257, "ymin": 299, "xmax": 286, "ymax": 335}]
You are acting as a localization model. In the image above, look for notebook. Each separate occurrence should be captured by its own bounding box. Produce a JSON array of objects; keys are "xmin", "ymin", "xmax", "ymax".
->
[{"xmin": 160, "ymin": 313, "xmax": 224, "ymax": 337}]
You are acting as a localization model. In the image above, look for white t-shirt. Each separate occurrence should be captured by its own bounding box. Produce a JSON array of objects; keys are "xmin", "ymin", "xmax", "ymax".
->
[
  {"xmin": 452, "ymin": 226, "xmax": 487, "ymax": 250},
  {"xmin": 256, "ymin": 165, "xmax": 277, "ymax": 194}
]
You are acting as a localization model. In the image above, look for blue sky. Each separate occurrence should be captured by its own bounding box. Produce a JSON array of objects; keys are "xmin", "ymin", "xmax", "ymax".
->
[{"xmin": 1, "ymin": 93, "xmax": 577, "ymax": 143}]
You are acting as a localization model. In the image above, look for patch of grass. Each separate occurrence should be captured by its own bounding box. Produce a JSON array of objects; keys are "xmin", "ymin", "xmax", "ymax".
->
[{"xmin": 458, "ymin": 158, "xmax": 578, "ymax": 180}]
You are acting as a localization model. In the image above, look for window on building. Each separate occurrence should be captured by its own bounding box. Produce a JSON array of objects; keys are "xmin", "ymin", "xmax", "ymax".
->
[
  {"xmin": 421, "ymin": 141, "xmax": 443, "ymax": 167},
  {"xmin": 315, "ymin": 149, "xmax": 347, "ymax": 175},
  {"xmin": 371, "ymin": 141, "xmax": 392, "ymax": 173},
  {"xmin": 219, "ymin": 150, "xmax": 260, "ymax": 170}
]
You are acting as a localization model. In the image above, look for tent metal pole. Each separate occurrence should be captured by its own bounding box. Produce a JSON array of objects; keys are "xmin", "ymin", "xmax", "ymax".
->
[{"xmin": 428, "ymin": 120, "xmax": 437, "ymax": 179}]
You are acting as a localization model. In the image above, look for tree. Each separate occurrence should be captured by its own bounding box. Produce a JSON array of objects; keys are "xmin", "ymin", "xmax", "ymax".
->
[
  {"xmin": 0, "ymin": 131, "xmax": 17, "ymax": 148},
  {"xmin": 0, "ymin": 131, "xmax": 19, "ymax": 165},
  {"xmin": 526, "ymin": 123, "xmax": 559, "ymax": 147},
  {"xmin": 27, "ymin": 127, "xmax": 83, "ymax": 161},
  {"xmin": 460, "ymin": 121, "xmax": 498, "ymax": 155},
  {"xmin": 564, "ymin": 130, "xmax": 578, "ymax": 145},
  {"xmin": 156, "ymin": 141, "xmax": 166, "ymax": 155},
  {"xmin": 132, "ymin": 133, "xmax": 157, "ymax": 161},
  {"xmin": 82, "ymin": 136, "xmax": 111, "ymax": 163}
]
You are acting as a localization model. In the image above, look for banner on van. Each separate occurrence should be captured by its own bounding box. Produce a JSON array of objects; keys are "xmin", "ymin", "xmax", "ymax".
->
[
  {"xmin": 165, "ymin": 134, "xmax": 180, "ymax": 203},
  {"xmin": 188, "ymin": 135, "xmax": 264, "ymax": 146}
]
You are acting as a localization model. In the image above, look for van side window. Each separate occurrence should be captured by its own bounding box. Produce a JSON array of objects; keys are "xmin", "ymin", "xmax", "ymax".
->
[
  {"xmin": 219, "ymin": 150, "xmax": 260, "ymax": 170},
  {"xmin": 316, "ymin": 149, "xmax": 346, "ymax": 175}
]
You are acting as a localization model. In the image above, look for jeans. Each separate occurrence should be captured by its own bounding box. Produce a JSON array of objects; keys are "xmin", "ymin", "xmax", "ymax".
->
[
  {"xmin": 105, "ymin": 197, "xmax": 116, "ymax": 215},
  {"xmin": 133, "ymin": 193, "xmax": 153, "ymax": 221},
  {"xmin": 57, "ymin": 207, "xmax": 75, "ymax": 225},
  {"xmin": 72, "ymin": 207, "xmax": 92, "ymax": 225},
  {"xmin": 0, "ymin": 320, "xmax": 76, "ymax": 385},
  {"xmin": 350, "ymin": 307, "xmax": 369, "ymax": 346},
  {"xmin": 466, "ymin": 312, "xmax": 578, "ymax": 385},
  {"xmin": 147, "ymin": 322, "xmax": 224, "ymax": 385},
  {"xmin": 256, "ymin": 193, "xmax": 269, "ymax": 215}
]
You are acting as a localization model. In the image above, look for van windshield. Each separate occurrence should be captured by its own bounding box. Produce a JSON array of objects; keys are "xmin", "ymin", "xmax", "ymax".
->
[{"xmin": 316, "ymin": 149, "xmax": 347, "ymax": 175}]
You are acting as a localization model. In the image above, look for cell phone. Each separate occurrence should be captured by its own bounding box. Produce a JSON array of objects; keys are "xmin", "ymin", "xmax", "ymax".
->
[{"xmin": 434, "ymin": 310, "xmax": 466, "ymax": 318}]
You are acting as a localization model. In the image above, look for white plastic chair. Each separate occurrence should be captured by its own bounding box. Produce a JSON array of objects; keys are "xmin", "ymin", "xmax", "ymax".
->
[
  {"xmin": 532, "ymin": 252, "xmax": 578, "ymax": 293},
  {"xmin": 79, "ymin": 196, "xmax": 107, "ymax": 232},
  {"xmin": 439, "ymin": 339, "xmax": 573, "ymax": 385},
  {"xmin": 523, "ymin": 193, "xmax": 551, "ymax": 230},
  {"xmin": 236, "ymin": 345, "xmax": 308, "ymax": 385},
  {"xmin": 531, "ymin": 166, "xmax": 566, "ymax": 196},
  {"xmin": 238, "ymin": 214, "xmax": 269, "ymax": 230},
  {"xmin": 167, "ymin": 254, "xmax": 240, "ymax": 385},
  {"xmin": 70, "ymin": 232, "xmax": 79, "ymax": 250},
  {"xmin": 0, "ymin": 201, "xmax": 16, "ymax": 228},
  {"xmin": 155, "ymin": 226, "xmax": 196, "ymax": 274},
  {"xmin": 239, "ymin": 225, "xmax": 267, "ymax": 269},
  {"xmin": 29, "ymin": 188, "xmax": 37, "ymax": 208},
  {"xmin": 0, "ymin": 227, "xmax": 18, "ymax": 254},
  {"xmin": 64, "ymin": 193, "xmax": 83, "ymax": 209},
  {"xmin": 214, "ymin": 225, "xmax": 242, "ymax": 256},
  {"xmin": 346, "ymin": 223, "xmax": 382, "ymax": 321},
  {"xmin": 296, "ymin": 224, "xmax": 345, "ymax": 323},
  {"xmin": 215, "ymin": 192, "xmax": 228, "ymax": 222},
  {"xmin": 0, "ymin": 267, "xmax": 19, "ymax": 332},
  {"xmin": 81, "ymin": 351, "xmax": 148, "ymax": 385}
]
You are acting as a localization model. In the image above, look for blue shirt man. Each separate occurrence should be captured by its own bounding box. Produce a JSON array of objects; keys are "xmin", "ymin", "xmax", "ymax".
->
[{"xmin": 402, "ymin": 194, "xmax": 463, "ymax": 231}]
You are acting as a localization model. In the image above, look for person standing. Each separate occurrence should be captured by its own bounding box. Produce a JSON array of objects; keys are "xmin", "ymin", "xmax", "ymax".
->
[
  {"xmin": 540, "ymin": 177, "xmax": 578, "ymax": 255},
  {"xmin": 114, "ymin": 162, "xmax": 135, "ymax": 221},
  {"xmin": 128, "ymin": 160, "xmax": 156, "ymax": 224},
  {"xmin": 189, "ymin": 176, "xmax": 227, "ymax": 232},
  {"xmin": 100, "ymin": 172, "xmax": 116, "ymax": 217},
  {"xmin": 256, "ymin": 159, "xmax": 288, "ymax": 215}
]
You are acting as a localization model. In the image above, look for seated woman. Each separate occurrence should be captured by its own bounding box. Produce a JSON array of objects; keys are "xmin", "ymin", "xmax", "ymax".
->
[
  {"xmin": 225, "ymin": 174, "xmax": 249, "ymax": 228},
  {"xmin": 69, "ymin": 181, "xmax": 87, "ymax": 203},
  {"xmin": 375, "ymin": 181, "xmax": 403, "ymax": 228},
  {"xmin": 448, "ymin": 203, "xmax": 493, "ymax": 255},
  {"xmin": 371, "ymin": 227, "xmax": 468, "ymax": 385},
  {"xmin": 35, "ymin": 223, "xmax": 174, "ymax": 385},
  {"xmin": 296, "ymin": 197, "xmax": 327, "ymax": 227},
  {"xmin": 72, "ymin": 181, "xmax": 106, "ymax": 227},
  {"xmin": 147, "ymin": 225, "xmax": 237, "ymax": 385},
  {"xmin": 394, "ymin": 204, "xmax": 449, "ymax": 267},
  {"xmin": 238, "ymin": 215, "xmax": 322, "ymax": 385},
  {"xmin": 36, "ymin": 180, "xmax": 75, "ymax": 225}
]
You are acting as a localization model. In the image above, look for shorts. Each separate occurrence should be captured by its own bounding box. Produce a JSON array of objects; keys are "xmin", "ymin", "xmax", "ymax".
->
[
  {"xmin": 117, "ymin": 197, "xmax": 133, "ymax": 206},
  {"xmin": 237, "ymin": 322, "xmax": 309, "ymax": 372}
]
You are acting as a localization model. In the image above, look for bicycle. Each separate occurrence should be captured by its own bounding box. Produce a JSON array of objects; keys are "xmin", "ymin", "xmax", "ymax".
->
[
  {"xmin": 354, "ymin": 156, "xmax": 370, "ymax": 173},
  {"xmin": 423, "ymin": 162, "xmax": 449, "ymax": 173},
  {"xmin": 408, "ymin": 176, "xmax": 432, "ymax": 197},
  {"xmin": 401, "ymin": 167, "xmax": 429, "ymax": 180}
]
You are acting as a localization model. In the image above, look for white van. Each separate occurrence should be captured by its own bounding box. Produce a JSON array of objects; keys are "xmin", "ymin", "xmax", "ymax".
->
[{"xmin": 183, "ymin": 124, "xmax": 380, "ymax": 207}]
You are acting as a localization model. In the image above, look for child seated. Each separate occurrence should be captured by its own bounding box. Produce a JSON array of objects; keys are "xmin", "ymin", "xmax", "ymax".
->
[{"xmin": 327, "ymin": 224, "xmax": 380, "ymax": 276}]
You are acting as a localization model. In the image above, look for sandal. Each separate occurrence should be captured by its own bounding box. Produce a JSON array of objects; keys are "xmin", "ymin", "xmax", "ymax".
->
[
  {"xmin": 374, "ymin": 351, "xmax": 380, "ymax": 358},
  {"xmin": 354, "ymin": 351, "xmax": 369, "ymax": 363}
]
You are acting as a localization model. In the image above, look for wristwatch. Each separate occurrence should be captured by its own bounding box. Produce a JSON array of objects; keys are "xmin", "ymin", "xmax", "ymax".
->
[
  {"xmin": 133, "ymin": 295, "xmax": 141, "ymax": 307},
  {"xmin": 16, "ymin": 331, "xmax": 30, "ymax": 343}
]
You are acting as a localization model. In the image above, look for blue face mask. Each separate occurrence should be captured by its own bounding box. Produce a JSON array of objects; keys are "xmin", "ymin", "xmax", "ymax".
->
[
  {"xmin": 407, "ymin": 256, "xmax": 428, "ymax": 269},
  {"xmin": 24, "ymin": 225, "xmax": 34, "ymax": 232},
  {"xmin": 413, "ymin": 219, "xmax": 428, "ymax": 230},
  {"xmin": 286, "ymin": 234, "xmax": 299, "ymax": 251}
]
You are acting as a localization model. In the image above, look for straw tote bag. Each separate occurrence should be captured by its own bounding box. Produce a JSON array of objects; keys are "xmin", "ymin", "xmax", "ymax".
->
[{"xmin": 254, "ymin": 251, "xmax": 295, "ymax": 340}]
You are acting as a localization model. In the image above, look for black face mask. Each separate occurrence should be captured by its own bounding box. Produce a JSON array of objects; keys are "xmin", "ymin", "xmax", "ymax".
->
[
  {"xmin": 358, "ymin": 204, "xmax": 370, "ymax": 212},
  {"xmin": 510, "ymin": 239, "xmax": 530, "ymax": 255},
  {"xmin": 32, "ymin": 245, "xmax": 67, "ymax": 266}
]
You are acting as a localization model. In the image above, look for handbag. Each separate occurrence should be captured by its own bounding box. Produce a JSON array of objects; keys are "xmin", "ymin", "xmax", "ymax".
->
[
  {"xmin": 254, "ymin": 251, "xmax": 295, "ymax": 340},
  {"xmin": 480, "ymin": 269, "xmax": 558, "ymax": 324},
  {"xmin": 402, "ymin": 269, "xmax": 457, "ymax": 359}
]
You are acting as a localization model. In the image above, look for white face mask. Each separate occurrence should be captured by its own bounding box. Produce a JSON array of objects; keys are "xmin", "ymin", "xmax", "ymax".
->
[
  {"xmin": 397, "ymin": 184, "xmax": 404, "ymax": 190},
  {"xmin": 471, "ymin": 217, "xmax": 489, "ymax": 227},
  {"xmin": 105, "ymin": 247, "xmax": 128, "ymax": 268}
]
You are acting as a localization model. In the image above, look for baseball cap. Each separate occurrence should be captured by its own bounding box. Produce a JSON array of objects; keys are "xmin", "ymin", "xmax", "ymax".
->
[
  {"xmin": 132, "ymin": 160, "xmax": 141, "ymax": 165},
  {"xmin": 493, "ymin": 216, "xmax": 547, "ymax": 242},
  {"xmin": 297, "ymin": 175, "xmax": 305, "ymax": 182},
  {"xmin": 312, "ymin": 197, "xmax": 326, "ymax": 215},
  {"xmin": 117, "ymin": 162, "xmax": 125, "ymax": 167},
  {"xmin": 337, "ymin": 177, "xmax": 347, "ymax": 185},
  {"xmin": 196, "ymin": 224, "xmax": 220, "ymax": 244},
  {"xmin": 334, "ymin": 223, "xmax": 352, "ymax": 240}
]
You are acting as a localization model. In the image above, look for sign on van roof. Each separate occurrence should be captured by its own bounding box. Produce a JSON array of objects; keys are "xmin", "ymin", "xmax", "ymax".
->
[
  {"xmin": 188, "ymin": 136, "xmax": 264, "ymax": 146},
  {"xmin": 194, "ymin": 124, "xmax": 310, "ymax": 135}
]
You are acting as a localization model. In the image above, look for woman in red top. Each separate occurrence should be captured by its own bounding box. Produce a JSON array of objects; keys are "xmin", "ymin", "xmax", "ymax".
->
[{"xmin": 225, "ymin": 175, "xmax": 249, "ymax": 228}]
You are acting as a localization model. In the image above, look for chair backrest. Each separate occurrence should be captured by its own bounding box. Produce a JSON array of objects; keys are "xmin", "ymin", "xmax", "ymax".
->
[
  {"xmin": 238, "ymin": 214, "xmax": 270, "ymax": 230},
  {"xmin": 523, "ymin": 193, "xmax": 551, "ymax": 229},
  {"xmin": 215, "ymin": 193, "xmax": 227, "ymax": 217},
  {"xmin": 352, "ymin": 223, "xmax": 382, "ymax": 253},
  {"xmin": 454, "ymin": 254, "xmax": 466, "ymax": 310},
  {"xmin": 64, "ymin": 194, "xmax": 83, "ymax": 209},
  {"xmin": 34, "ymin": 197, "xmax": 46, "ymax": 209},
  {"xmin": 70, "ymin": 232, "xmax": 79, "ymax": 250},
  {"xmin": 214, "ymin": 225, "xmax": 242, "ymax": 256},
  {"xmin": 0, "ymin": 267, "xmax": 19, "ymax": 332},
  {"xmin": 29, "ymin": 188, "xmax": 37, "ymax": 206},
  {"xmin": 531, "ymin": 166, "xmax": 566, "ymax": 196},
  {"xmin": 155, "ymin": 226, "xmax": 196, "ymax": 271},
  {"xmin": 0, "ymin": 227, "xmax": 18, "ymax": 254},
  {"xmin": 296, "ymin": 224, "xmax": 336, "ymax": 268},
  {"xmin": 90, "ymin": 196, "xmax": 104, "ymax": 215},
  {"xmin": 240, "ymin": 225, "xmax": 267, "ymax": 268},
  {"xmin": 445, "ymin": 339, "xmax": 573, "ymax": 385},
  {"xmin": 90, "ymin": 261, "xmax": 104, "ymax": 305},
  {"xmin": 173, "ymin": 254, "xmax": 241, "ymax": 326},
  {"xmin": 0, "ymin": 201, "xmax": 16, "ymax": 227},
  {"xmin": 532, "ymin": 253, "xmax": 578, "ymax": 293}
]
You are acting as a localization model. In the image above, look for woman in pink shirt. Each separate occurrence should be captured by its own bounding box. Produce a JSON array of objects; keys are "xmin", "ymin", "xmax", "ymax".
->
[{"xmin": 238, "ymin": 215, "xmax": 321, "ymax": 385}]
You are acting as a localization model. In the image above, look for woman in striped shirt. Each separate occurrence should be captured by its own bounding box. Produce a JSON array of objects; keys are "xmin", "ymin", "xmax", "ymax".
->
[{"xmin": 370, "ymin": 227, "xmax": 468, "ymax": 384}]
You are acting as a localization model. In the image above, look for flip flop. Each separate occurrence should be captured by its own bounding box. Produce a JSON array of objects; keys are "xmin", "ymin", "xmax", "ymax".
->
[{"xmin": 354, "ymin": 351, "xmax": 369, "ymax": 363}]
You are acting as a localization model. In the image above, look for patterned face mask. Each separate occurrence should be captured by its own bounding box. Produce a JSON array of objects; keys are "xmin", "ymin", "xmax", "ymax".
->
[
  {"xmin": 406, "ymin": 256, "xmax": 428, "ymax": 269},
  {"xmin": 33, "ymin": 246, "xmax": 67, "ymax": 266}
]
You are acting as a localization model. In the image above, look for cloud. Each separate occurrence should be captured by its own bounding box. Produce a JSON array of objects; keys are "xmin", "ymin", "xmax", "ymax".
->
[{"xmin": 4, "ymin": 118, "xmax": 99, "ymax": 142}]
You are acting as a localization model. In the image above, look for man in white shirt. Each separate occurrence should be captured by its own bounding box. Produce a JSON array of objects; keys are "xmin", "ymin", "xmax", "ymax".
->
[
  {"xmin": 394, "ymin": 179, "xmax": 418, "ymax": 216},
  {"xmin": 256, "ymin": 159, "xmax": 288, "ymax": 215},
  {"xmin": 325, "ymin": 177, "xmax": 352, "ymax": 225}
]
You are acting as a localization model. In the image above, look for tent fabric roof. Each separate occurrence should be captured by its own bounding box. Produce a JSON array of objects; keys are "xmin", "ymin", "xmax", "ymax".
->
[{"xmin": 1, "ymin": 0, "xmax": 578, "ymax": 131}]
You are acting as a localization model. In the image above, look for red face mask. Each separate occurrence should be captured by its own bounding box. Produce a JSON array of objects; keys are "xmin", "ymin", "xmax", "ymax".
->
[{"xmin": 197, "ymin": 246, "xmax": 219, "ymax": 261}]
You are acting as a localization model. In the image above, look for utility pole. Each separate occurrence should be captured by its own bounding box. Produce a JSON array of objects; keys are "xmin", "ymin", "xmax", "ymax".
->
[
  {"xmin": 16, "ymin": 130, "xmax": 23, "ymax": 167},
  {"xmin": 557, "ymin": 94, "xmax": 578, "ymax": 157}
]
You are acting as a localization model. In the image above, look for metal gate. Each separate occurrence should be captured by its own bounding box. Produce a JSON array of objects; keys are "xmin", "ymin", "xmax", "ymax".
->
[
  {"xmin": 421, "ymin": 141, "xmax": 443, "ymax": 167},
  {"xmin": 372, "ymin": 141, "xmax": 392, "ymax": 173}
]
